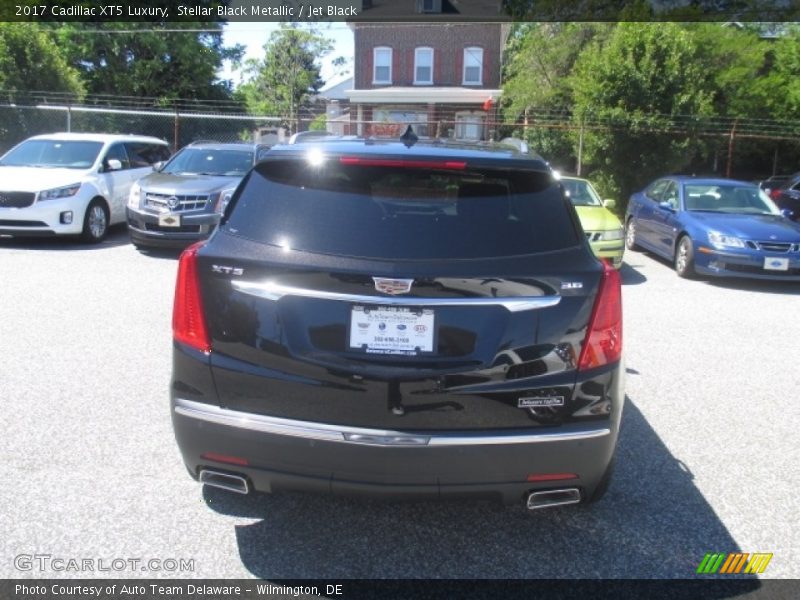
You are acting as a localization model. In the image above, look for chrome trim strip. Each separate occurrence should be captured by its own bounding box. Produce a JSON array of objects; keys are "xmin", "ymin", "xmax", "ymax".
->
[
  {"xmin": 174, "ymin": 398, "xmax": 610, "ymax": 447},
  {"xmin": 231, "ymin": 280, "xmax": 560, "ymax": 313}
]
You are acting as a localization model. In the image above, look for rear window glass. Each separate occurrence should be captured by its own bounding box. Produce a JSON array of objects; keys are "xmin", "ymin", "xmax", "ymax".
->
[{"xmin": 222, "ymin": 157, "xmax": 579, "ymax": 260}]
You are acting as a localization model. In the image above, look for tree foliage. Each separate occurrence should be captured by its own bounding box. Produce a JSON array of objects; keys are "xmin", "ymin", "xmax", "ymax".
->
[
  {"xmin": 502, "ymin": 22, "xmax": 800, "ymax": 206},
  {"xmin": 238, "ymin": 25, "xmax": 332, "ymax": 131},
  {"xmin": 0, "ymin": 23, "xmax": 83, "ymax": 98},
  {"xmin": 571, "ymin": 23, "xmax": 714, "ymax": 199},
  {"xmin": 54, "ymin": 22, "xmax": 243, "ymax": 107},
  {"xmin": 0, "ymin": 23, "xmax": 85, "ymax": 147}
]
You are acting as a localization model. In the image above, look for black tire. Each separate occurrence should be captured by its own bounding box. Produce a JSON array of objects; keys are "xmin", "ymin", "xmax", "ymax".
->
[
  {"xmin": 624, "ymin": 218, "xmax": 639, "ymax": 251},
  {"xmin": 675, "ymin": 235, "xmax": 696, "ymax": 279},
  {"xmin": 81, "ymin": 199, "xmax": 109, "ymax": 243}
]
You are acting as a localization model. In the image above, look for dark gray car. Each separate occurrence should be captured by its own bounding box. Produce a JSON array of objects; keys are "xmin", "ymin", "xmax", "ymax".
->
[{"xmin": 126, "ymin": 141, "xmax": 270, "ymax": 249}]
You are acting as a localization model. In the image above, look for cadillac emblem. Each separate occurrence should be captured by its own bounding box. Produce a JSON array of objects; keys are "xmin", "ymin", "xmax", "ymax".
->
[
  {"xmin": 373, "ymin": 277, "xmax": 414, "ymax": 295},
  {"xmin": 166, "ymin": 196, "xmax": 181, "ymax": 210}
]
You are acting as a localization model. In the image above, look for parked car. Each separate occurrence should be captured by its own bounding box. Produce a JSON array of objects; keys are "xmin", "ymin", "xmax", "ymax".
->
[
  {"xmin": 625, "ymin": 176, "xmax": 800, "ymax": 280},
  {"xmin": 170, "ymin": 137, "xmax": 624, "ymax": 510},
  {"xmin": 126, "ymin": 141, "xmax": 271, "ymax": 249},
  {"xmin": 561, "ymin": 175, "xmax": 625, "ymax": 268},
  {"xmin": 768, "ymin": 173, "xmax": 800, "ymax": 221},
  {"xmin": 759, "ymin": 174, "xmax": 792, "ymax": 200},
  {"xmin": 0, "ymin": 132, "xmax": 170, "ymax": 242}
]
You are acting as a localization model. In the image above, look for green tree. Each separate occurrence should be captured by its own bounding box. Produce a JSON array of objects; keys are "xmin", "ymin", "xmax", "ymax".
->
[
  {"xmin": 238, "ymin": 25, "xmax": 332, "ymax": 132},
  {"xmin": 502, "ymin": 22, "xmax": 612, "ymax": 170},
  {"xmin": 54, "ymin": 22, "xmax": 242, "ymax": 107},
  {"xmin": 571, "ymin": 23, "xmax": 714, "ymax": 204},
  {"xmin": 0, "ymin": 23, "xmax": 84, "ymax": 98},
  {"xmin": 0, "ymin": 23, "xmax": 85, "ymax": 148}
]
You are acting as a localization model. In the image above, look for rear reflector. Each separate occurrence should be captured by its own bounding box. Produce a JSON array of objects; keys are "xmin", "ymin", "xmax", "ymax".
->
[
  {"xmin": 201, "ymin": 452, "xmax": 249, "ymax": 466},
  {"xmin": 526, "ymin": 473, "xmax": 578, "ymax": 482},
  {"xmin": 173, "ymin": 241, "xmax": 211, "ymax": 354},
  {"xmin": 339, "ymin": 157, "xmax": 466, "ymax": 170},
  {"xmin": 578, "ymin": 260, "xmax": 622, "ymax": 371}
]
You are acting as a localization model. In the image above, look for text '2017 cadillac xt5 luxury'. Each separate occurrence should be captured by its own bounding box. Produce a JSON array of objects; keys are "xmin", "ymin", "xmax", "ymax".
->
[{"xmin": 170, "ymin": 136, "xmax": 624, "ymax": 510}]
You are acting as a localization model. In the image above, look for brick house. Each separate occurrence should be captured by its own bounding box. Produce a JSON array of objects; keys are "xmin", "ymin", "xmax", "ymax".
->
[{"xmin": 346, "ymin": 22, "xmax": 509, "ymax": 140}]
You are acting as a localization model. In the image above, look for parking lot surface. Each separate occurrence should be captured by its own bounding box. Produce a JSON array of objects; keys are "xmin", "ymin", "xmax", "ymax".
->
[{"xmin": 1, "ymin": 227, "xmax": 798, "ymax": 579}]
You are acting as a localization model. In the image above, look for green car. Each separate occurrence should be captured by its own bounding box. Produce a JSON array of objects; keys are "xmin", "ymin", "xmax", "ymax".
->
[{"xmin": 562, "ymin": 176, "xmax": 625, "ymax": 268}]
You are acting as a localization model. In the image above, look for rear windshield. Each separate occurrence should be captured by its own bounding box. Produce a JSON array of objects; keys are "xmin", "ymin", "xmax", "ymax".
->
[{"xmin": 222, "ymin": 157, "xmax": 580, "ymax": 260}]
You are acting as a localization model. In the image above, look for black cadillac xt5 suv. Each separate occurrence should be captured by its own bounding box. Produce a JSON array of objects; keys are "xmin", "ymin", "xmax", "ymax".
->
[{"xmin": 170, "ymin": 135, "xmax": 624, "ymax": 510}]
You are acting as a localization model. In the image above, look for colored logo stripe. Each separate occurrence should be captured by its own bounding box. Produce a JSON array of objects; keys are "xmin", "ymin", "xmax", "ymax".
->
[{"xmin": 697, "ymin": 552, "xmax": 772, "ymax": 574}]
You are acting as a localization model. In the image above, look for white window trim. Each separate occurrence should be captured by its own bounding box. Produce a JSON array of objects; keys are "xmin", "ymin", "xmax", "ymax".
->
[
  {"xmin": 373, "ymin": 47, "xmax": 392, "ymax": 85},
  {"xmin": 414, "ymin": 47, "xmax": 434, "ymax": 86},
  {"xmin": 462, "ymin": 47, "xmax": 483, "ymax": 86},
  {"xmin": 454, "ymin": 111, "xmax": 486, "ymax": 141}
]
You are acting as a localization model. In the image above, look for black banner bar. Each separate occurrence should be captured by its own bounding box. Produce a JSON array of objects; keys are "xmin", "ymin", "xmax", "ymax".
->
[{"xmin": 3, "ymin": 579, "xmax": 800, "ymax": 600}]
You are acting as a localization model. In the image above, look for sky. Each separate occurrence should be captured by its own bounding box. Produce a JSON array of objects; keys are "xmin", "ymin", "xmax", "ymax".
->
[{"xmin": 220, "ymin": 22, "xmax": 355, "ymax": 90}]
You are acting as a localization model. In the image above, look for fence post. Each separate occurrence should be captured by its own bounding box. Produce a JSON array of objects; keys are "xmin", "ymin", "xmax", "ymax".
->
[
  {"xmin": 66, "ymin": 105, "xmax": 71, "ymax": 132},
  {"xmin": 726, "ymin": 119, "xmax": 737, "ymax": 178},
  {"xmin": 173, "ymin": 109, "xmax": 180, "ymax": 152}
]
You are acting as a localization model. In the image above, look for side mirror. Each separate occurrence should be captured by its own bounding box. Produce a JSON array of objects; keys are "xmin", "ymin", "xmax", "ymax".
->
[
  {"xmin": 105, "ymin": 159, "xmax": 122, "ymax": 172},
  {"xmin": 152, "ymin": 161, "xmax": 165, "ymax": 172},
  {"xmin": 603, "ymin": 199, "xmax": 616, "ymax": 210},
  {"xmin": 658, "ymin": 201, "xmax": 675, "ymax": 212}
]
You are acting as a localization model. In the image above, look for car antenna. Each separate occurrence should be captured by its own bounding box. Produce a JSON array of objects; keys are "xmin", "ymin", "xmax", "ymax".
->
[{"xmin": 400, "ymin": 125, "xmax": 418, "ymax": 148}]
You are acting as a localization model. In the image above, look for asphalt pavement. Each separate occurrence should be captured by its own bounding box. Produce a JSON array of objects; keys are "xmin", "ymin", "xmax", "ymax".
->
[{"xmin": 1, "ymin": 226, "xmax": 798, "ymax": 581}]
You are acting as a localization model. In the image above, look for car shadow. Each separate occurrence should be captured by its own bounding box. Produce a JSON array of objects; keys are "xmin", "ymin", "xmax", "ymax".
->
[
  {"xmin": 703, "ymin": 278, "xmax": 799, "ymax": 295},
  {"xmin": 619, "ymin": 261, "xmax": 647, "ymax": 285},
  {"xmin": 201, "ymin": 396, "xmax": 757, "ymax": 590},
  {"xmin": 134, "ymin": 246, "xmax": 185, "ymax": 261},
  {"xmin": 0, "ymin": 224, "xmax": 131, "ymax": 250}
]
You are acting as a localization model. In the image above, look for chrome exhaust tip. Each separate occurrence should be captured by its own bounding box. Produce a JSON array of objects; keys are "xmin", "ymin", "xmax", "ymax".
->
[
  {"xmin": 526, "ymin": 488, "xmax": 581, "ymax": 510},
  {"xmin": 199, "ymin": 469, "xmax": 249, "ymax": 494}
]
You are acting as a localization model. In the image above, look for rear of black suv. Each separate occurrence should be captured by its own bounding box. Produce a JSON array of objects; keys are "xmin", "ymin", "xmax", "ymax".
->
[{"xmin": 171, "ymin": 139, "xmax": 623, "ymax": 509}]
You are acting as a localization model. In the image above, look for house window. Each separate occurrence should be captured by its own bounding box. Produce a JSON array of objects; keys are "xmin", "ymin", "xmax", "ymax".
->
[
  {"xmin": 455, "ymin": 112, "xmax": 486, "ymax": 141},
  {"xmin": 463, "ymin": 47, "xmax": 483, "ymax": 85},
  {"xmin": 373, "ymin": 109, "xmax": 429, "ymax": 137},
  {"xmin": 373, "ymin": 47, "xmax": 392, "ymax": 84},
  {"xmin": 414, "ymin": 47, "xmax": 434, "ymax": 85}
]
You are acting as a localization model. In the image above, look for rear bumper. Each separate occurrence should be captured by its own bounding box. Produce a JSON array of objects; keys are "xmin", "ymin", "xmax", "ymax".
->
[{"xmin": 172, "ymin": 395, "xmax": 621, "ymax": 504}]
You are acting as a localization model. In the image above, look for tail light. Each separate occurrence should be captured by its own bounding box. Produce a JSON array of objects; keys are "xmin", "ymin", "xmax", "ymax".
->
[
  {"xmin": 770, "ymin": 189, "xmax": 782, "ymax": 200},
  {"xmin": 173, "ymin": 241, "xmax": 211, "ymax": 354},
  {"xmin": 578, "ymin": 261, "xmax": 622, "ymax": 371}
]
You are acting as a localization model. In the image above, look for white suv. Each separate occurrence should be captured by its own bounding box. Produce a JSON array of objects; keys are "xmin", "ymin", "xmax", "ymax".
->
[{"xmin": 0, "ymin": 133, "xmax": 170, "ymax": 242}]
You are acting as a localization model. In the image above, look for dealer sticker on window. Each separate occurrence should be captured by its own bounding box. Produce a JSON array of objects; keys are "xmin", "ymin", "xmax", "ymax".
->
[{"xmin": 349, "ymin": 305, "xmax": 435, "ymax": 356}]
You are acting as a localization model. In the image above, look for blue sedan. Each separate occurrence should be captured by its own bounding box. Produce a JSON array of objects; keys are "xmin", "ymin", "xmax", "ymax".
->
[{"xmin": 625, "ymin": 176, "xmax": 800, "ymax": 280}]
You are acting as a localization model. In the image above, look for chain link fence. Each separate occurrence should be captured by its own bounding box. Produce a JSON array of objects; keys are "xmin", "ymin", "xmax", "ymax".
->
[
  {"xmin": 2, "ymin": 101, "xmax": 799, "ymax": 180},
  {"xmin": 0, "ymin": 104, "xmax": 286, "ymax": 154}
]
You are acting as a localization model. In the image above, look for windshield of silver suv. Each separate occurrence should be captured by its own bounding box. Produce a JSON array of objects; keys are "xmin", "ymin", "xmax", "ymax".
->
[
  {"xmin": 161, "ymin": 147, "xmax": 254, "ymax": 176},
  {"xmin": 0, "ymin": 139, "xmax": 103, "ymax": 169}
]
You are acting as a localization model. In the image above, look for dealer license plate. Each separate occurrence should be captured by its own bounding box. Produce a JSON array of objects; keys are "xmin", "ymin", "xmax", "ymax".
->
[
  {"xmin": 349, "ymin": 306, "xmax": 435, "ymax": 356},
  {"xmin": 764, "ymin": 257, "xmax": 789, "ymax": 271},
  {"xmin": 158, "ymin": 213, "xmax": 181, "ymax": 227}
]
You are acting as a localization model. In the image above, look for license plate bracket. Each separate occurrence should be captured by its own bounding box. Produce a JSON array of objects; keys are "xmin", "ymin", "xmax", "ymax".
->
[
  {"xmin": 349, "ymin": 305, "xmax": 435, "ymax": 356},
  {"xmin": 158, "ymin": 213, "xmax": 181, "ymax": 227},
  {"xmin": 763, "ymin": 257, "xmax": 789, "ymax": 271}
]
